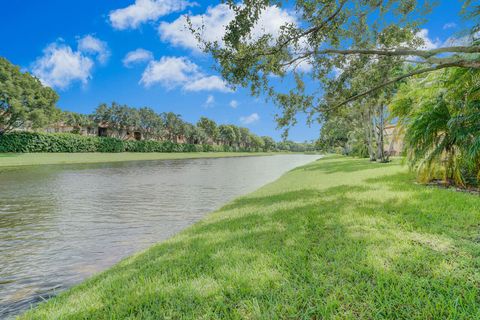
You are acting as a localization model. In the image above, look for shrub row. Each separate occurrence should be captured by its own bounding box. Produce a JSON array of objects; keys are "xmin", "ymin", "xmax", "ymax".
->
[{"xmin": 0, "ymin": 132, "xmax": 261, "ymax": 153}]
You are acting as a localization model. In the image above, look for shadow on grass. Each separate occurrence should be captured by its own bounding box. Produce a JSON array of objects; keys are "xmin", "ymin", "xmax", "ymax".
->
[{"xmin": 22, "ymin": 165, "xmax": 480, "ymax": 319}]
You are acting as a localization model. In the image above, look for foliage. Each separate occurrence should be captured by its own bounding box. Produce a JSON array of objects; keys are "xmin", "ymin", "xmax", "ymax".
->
[
  {"xmin": 0, "ymin": 57, "xmax": 59, "ymax": 133},
  {"xmin": 197, "ymin": 1, "xmax": 479, "ymax": 137},
  {"xmin": 0, "ymin": 132, "xmax": 316, "ymax": 154},
  {"xmin": 261, "ymin": 136, "xmax": 276, "ymax": 151},
  {"xmin": 97, "ymin": 136, "xmax": 125, "ymax": 153},
  {"xmin": 197, "ymin": 117, "xmax": 218, "ymax": 142},
  {"xmin": 0, "ymin": 132, "xmax": 124, "ymax": 153},
  {"xmin": 20, "ymin": 156, "xmax": 480, "ymax": 319},
  {"xmin": 317, "ymin": 116, "xmax": 350, "ymax": 153},
  {"xmin": 0, "ymin": 57, "xmax": 319, "ymax": 154},
  {"xmin": 391, "ymin": 68, "xmax": 480, "ymax": 187},
  {"xmin": 317, "ymin": 56, "xmax": 407, "ymax": 162},
  {"xmin": 218, "ymin": 124, "xmax": 237, "ymax": 146},
  {"xmin": 88, "ymin": 103, "xmax": 296, "ymax": 151}
]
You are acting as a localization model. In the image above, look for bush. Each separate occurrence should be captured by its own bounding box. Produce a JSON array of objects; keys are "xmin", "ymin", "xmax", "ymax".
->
[
  {"xmin": 0, "ymin": 132, "xmax": 99, "ymax": 152},
  {"xmin": 97, "ymin": 137, "xmax": 125, "ymax": 153},
  {"xmin": 0, "ymin": 132, "xmax": 264, "ymax": 153},
  {"xmin": 0, "ymin": 132, "xmax": 124, "ymax": 153}
]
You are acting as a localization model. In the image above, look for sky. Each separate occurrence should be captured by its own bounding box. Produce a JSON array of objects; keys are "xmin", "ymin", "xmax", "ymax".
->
[{"xmin": 0, "ymin": 1, "xmax": 471, "ymax": 141}]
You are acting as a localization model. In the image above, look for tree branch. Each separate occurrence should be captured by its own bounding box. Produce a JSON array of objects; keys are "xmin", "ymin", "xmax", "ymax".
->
[
  {"xmin": 279, "ymin": 0, "xmax": 347, "ymax": 48},
  {"xmin": 278, "ymin": 47, "xmax": 480, "ymax": 70},
  {"xmin": 236, "ymin": 1, "xmax": 347, "ymax": 61},
  {"xmin": 315, "ymin": 46, "xmax": 480, "ymax": 58},
  {"xmin": 327, "ymin": 60, "xmax": 478, "ymax": 111}
]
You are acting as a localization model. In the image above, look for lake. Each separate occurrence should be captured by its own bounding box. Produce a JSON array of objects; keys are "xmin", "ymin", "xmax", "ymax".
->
[{"xmin": 0, "ymin": 154, "xmax": 319, "ymax": 318}]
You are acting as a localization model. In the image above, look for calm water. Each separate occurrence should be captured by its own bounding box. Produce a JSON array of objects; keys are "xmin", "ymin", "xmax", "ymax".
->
[{"xmin": 0, "ymin": 155, "xmax": 319, "ymax": 318}]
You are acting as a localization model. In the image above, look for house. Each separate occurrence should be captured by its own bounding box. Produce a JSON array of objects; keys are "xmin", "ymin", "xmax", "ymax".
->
[
  {"xmin": 384, "ymin": 124, "xmax": 404, "ymax": 156},
  {"xmin": 96, "ymin": 123, "xmax": 142, "ymax": 141}
]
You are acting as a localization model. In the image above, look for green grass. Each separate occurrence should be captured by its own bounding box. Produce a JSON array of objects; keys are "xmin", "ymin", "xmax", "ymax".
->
[
  {"xmin": 0, "ymin": 152, "xmax": 273, "ymax": 167},
  {"xmin": 20, "ymin": 156, "xmax": 480, "ymax": 319}
]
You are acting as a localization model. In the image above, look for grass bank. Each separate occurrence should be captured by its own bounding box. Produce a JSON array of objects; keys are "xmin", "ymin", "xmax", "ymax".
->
[
  {"xmin": 0, "ymin": 152, "xmax": 272, "ymax": 167},
  {"xmin": 21, "ymin": 156, "xmax": 480, "ymax": 319}
]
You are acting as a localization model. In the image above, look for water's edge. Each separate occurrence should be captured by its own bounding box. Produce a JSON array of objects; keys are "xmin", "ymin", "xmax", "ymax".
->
[{"xmin": 1, "ymin": 155, "xmax": 321, "ymax": 318}]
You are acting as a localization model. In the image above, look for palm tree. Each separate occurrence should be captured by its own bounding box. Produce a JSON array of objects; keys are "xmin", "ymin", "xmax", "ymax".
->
[
  {"xmin": 196, "ymin": 117, "xmax": 217, "ymax": 144},
  {"xmin": 392, "ymin": 68, "xmax": 480, "ymax": 187},
  {"xmin": 239, "ymin": 127, "xmax": 252, "ymax": 148},
  {"xmin": 63, "ymin": 111, "xmax": 94, "ymax": 134},
  {"xmin": 164, "ymin": 112, "xmax": 188, "ymax": 143},
  {"xmin": 138, "ymin": 107, "xmax": 165, "ymax": 140},
  {"xmin": 218, "ymin": 125, "xmax": 237, "ymax": 147},
  {"xmin": 184, "ymin": 123, "xmax": 207, "ymax": 144}
]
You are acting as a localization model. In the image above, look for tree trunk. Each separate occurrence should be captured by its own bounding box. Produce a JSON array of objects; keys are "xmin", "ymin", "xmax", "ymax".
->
[
  {"xmin": 365, "ymin": 106, "xmax": 376, "ymax": 161},
  {"xmin": 375, "ymin": 105, "xmax": 388, "ymax": 163}
]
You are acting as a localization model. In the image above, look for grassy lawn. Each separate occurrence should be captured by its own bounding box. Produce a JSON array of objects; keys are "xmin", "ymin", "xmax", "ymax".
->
[
  {"xmin": 21, "ymin": 156, "xmax": 480, "ymax": 319},
  {"xmin": 0, "ymin": 152, "xmax": 272, "ymax": 167}
]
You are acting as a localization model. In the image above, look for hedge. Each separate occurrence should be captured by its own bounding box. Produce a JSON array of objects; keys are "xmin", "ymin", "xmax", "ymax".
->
[{"xmin": 0, "ymin": 132, "xmax": 261, "ymax": 153}]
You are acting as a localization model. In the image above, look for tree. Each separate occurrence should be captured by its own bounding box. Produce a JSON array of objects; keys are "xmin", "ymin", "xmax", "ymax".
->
[
  {"xmin": 197, "ymin": 117, "xmax": 218, "ymax": 143},
  {"xmin": 316, "ymin": 52, "xmax": 405, "ymax": 161},
  {"xmin": 0, "ymin": 57, "xmax": 59, "ymax": 133},
  {"xmin": 218, "ymin": 124, "xmax": 237, "ymax": 146},
  {"xmin": 92, "ymin": 103, "xmax": 111, "ymax": 125},
  {"xmin": 115, "ymin": 104, "xmax": 140, "ymax": 139},
  {"xmin": 261, "ymin": 136, "xmax": 276, "ymax": 151},
  {"xmin": 250, "ymin": 134, "xmax": 265, "ymax": 151},
  {"xmin": 161, "ymin": 112, "xmax": 184, "ymax": 142},
  {"xmin": 230, "ymin": 125, "xmax": 242, "ymax": 148},
  {"xmin": 138, "ymin": 107, "xmax": 165, "ymax": 140},
  {"xmin": 239, "ymin": 127, "xmax": 252, "ymax": 148},
  {"xmin": 184, "ymin": 123, "xmax": 208, "ymax": 144},
  {"xmin": 391, "ymin": 68, "xmax": 480, "ymax": 187},
  {"xmin": 196, "ymin": 1, "xmax": 479, "ymax": 135},
  {"xmin": 93, "ymin": 102, "xmax": 141, "ymax": 139},
  {"xmin": 63, "ymin": 111, "xmax": 94, "ymax": 134},
  {"xmin": 317, "ymin": 116, "xmax": 350, "ymax": 153}
]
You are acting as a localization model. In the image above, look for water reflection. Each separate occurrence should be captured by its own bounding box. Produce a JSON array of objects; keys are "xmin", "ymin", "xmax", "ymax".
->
[{"xmin": 0, "ymin": 155, "xmax": 319, "ymax": 318}]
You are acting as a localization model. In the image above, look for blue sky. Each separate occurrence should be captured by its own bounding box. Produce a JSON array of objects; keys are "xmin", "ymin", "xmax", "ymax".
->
[{"xmin": 0, "ymin": 1, "xmax": 470, "ymax": 141}]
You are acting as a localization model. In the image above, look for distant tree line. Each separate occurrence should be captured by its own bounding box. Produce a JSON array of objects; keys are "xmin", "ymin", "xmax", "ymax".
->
[
  {"xmin": 0, "ymin": 57, "xmax": 317, "ymax": 153},
  {"xmin": 60, "ymin": 102, "xmax": 310, "ymax": 152}
]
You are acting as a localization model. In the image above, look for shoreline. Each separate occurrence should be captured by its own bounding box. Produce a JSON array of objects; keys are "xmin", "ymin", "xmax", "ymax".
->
[
  {"xmin": 0, "ymin": 152, "xmax": 281, "ymax": 168},
  {"xmin": 19, "ymin": 156, "xmax": 480, "ymax": 319}
]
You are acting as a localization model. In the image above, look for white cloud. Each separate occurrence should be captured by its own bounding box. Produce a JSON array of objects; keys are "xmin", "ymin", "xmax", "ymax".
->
[
  {"xmin": 416, "ymin": 29, "xmax": 441, "ymax": 50},
  {"xmin": 77, "ymin": 35, "xmax": 110, "ymax": 64},
  {"xmin": 443, "ymin": 31, "xmax": 480, "ymax": 47},
  {"xmin": 240, "ymin": 113, "xmax": 260, "ymax": 125},
  {"xmin": 109, "ymin": 0, "xmax": 194, "ymax": 30},
  {"xmin": 184, "ymin": 75, "xmax": 230, "ymax": 92},
  {"xmin": 140, "ymin": 56, "xmax": 198, "ymax": 88},
  {"xmin": 123, "ymin": 48, "xmax": 154, "ymax": 67},
  {"xmin": 229, "ymin": 100, "xmax": 239, "ymax": 108},
  {"xmin": 293, "ymin": 59, "xmax": 313, "ymax": 73},
  {"xmin": 32, "ymin": 42, "xmax": 94, "ymax": 89},
  {"xmin": 159, "ymin": 3, "xmax": 296, "ymax": 52},
  {"xmin": 443, "ymin": 22, "xmax": 457, "ymax": 30},
  {"xmin": 204, "ymin": 94, "xmax": 215, "ymax": 107},
  {"xmin": 140, "ymin": 56, "xmax": 230, "ymax": 92}
]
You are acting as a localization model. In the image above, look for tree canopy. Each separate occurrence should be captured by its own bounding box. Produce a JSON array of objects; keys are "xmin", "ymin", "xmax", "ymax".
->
[
  {"xmin": 197, "ymin": 0, "xmax": 479, "ymax": 134},
  {"xmin": 0, "ymin": 57, "xmax": 59, "ymax": 133}
]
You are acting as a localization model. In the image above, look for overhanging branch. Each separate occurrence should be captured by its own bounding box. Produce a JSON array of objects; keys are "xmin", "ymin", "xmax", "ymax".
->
[
  {"xmin": 327, "ymin": 60, "xmax": 479, "ymax": 111},
  {"xmin": 316, "ymin": 46, "xmax": 480, "ymax": 58}
]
